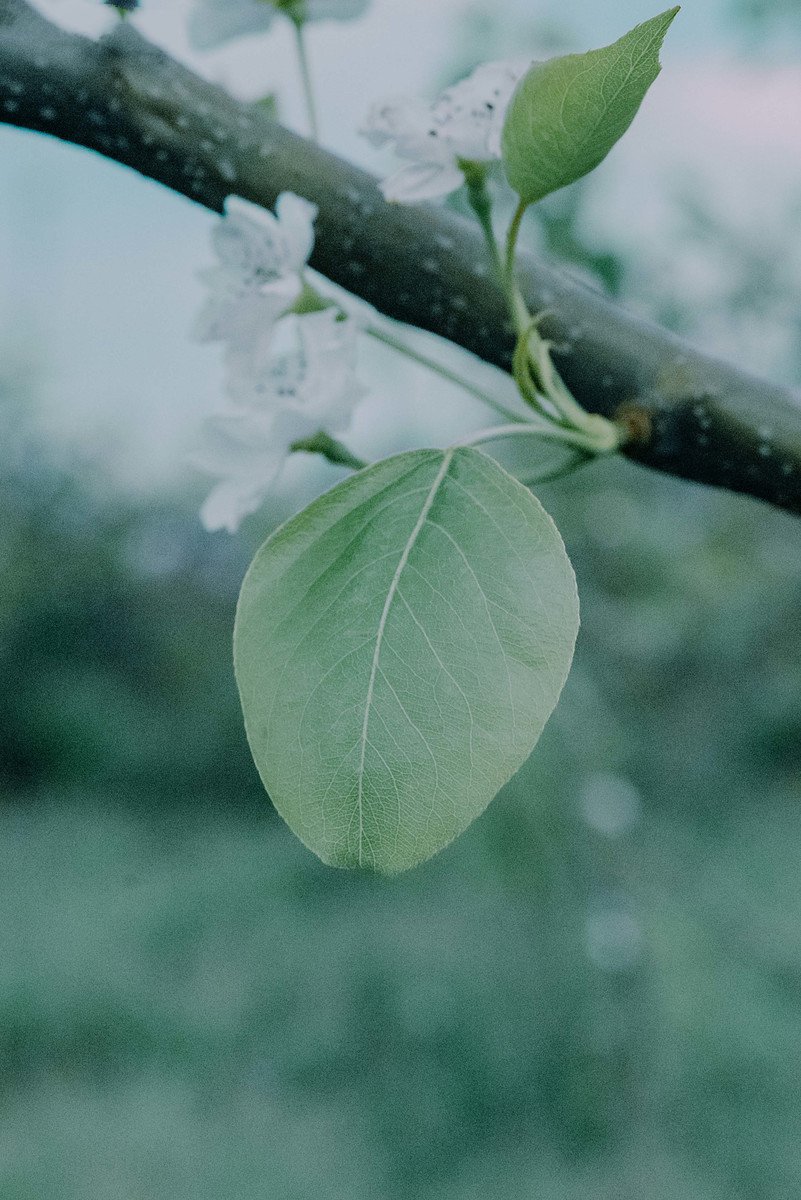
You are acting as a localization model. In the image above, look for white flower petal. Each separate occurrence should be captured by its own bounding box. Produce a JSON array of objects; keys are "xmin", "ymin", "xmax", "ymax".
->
[
  {"xmin": 210, "ymin": 194, "xmax": 315, "ymax": 287},
  {"xmin": 200, "ymin": 476, "xmax": 272, "ymax": 533},
  {"xmin": 196, "ymin": 405, "xmax": 296, "ymax": 531},
  {"xmin": 195, "ymin": 279, "xmax": 299, "ymax": 381},
  {"xmin": 193, "ymin": 191, "xmax": 315, "ymax": 403},
  {"xmin": 380, "ymin": 161, "xmax": 464, "ymax": 203},
  {"xmin": 362, "ymin": 57, "xmax": 533, "ymax": 204},
  {"xmin": 214, "ymin": 198, "xmax": 284, "ymax": 280},
  {"xmin": 293, "ymin": 310, "xmax": 365, "ymax": 429},
  {"xmin": 274, "ymin": 192, "xmax": 318, "ymax": 274},
  {"xmin": 360, "ymin": 97, "xmax": 435, "ymax": 152},
  {"xmin": 193, "ymin": 262, "xmax": 365, "ymax": 532}
]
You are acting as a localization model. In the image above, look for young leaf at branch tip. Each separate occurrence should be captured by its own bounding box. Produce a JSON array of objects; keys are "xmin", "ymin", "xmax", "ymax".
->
[
  {"xmin": 501, "ymin": 7, "xmax": 679, "ymax": 208},
  {"xmin": 234, "ymin": 447, "xmax": 579, "ymax": 874}
]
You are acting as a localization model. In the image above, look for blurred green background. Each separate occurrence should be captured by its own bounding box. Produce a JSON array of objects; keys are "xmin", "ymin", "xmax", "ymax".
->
[{"xmin": 2, "ymin": 1, "xmax": 801, "ymax": 1197}]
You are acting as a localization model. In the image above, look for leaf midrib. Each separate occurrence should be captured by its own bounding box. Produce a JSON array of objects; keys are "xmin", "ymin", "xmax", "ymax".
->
[{"xmin": 355, "ymin": 448, "xmax": 455, "ymax": 867}]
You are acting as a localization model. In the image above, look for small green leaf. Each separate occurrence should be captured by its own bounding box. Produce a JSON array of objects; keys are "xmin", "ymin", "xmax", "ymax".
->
[
  {"xmin": 502, "ymin": 7, "xmax": 679, "ymax": 207},
  {"xmin": 235, "ymin": 447, "xmax": 579, "ymax": 874}
]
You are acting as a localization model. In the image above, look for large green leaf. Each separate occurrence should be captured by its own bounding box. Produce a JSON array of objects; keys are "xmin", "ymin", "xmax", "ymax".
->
[
  {"xmin": 502, "ymin": 7, "xmax": 679, "ymax": 207},
  {"xmin": 235, "ymin": 448, "xmax": 579, "ymax": 874}
]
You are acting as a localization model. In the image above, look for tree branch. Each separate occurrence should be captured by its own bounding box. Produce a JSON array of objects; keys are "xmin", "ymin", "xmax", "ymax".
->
[{"xmin": 2, "ymin": 0, "xmax": 801, "ymax": 514}]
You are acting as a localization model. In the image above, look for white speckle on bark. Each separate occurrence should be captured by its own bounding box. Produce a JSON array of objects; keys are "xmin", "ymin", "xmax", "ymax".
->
[
  {"xmin": 218, "ymin": 158, "xmax": 237, "ymax": 183},
  {"xmin": 692, "ymin": 403, "xmax": 712, "ymax": 430}
]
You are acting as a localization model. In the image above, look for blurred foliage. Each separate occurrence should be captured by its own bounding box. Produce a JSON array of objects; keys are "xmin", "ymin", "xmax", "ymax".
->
[
  {"xmin": 1, "ymin": 380, "xmax": 800, "ymax": 1198},
  {"xmin": 0, "ymin": 444, "xmax": 258, "ymax": 803},
  {"xmin": 732, "ymin": 0, "xmax": 801, "ymax": 32}
]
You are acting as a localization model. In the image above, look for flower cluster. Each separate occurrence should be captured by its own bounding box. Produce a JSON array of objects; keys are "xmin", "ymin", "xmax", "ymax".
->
[
  {"xmin": 361, "ymin": 58, "xmax": 531, "ymax": 203},
  {"xmin": 194, "ymin": 195, "xmax": 364, "ymax": 532},
  {"xmin": 188, "ymin": 0, "xmax": 369, "ymax": 51}
]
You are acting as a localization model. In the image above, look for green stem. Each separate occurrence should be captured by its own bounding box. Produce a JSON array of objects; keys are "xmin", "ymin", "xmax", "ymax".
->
[
  {"xmin": 503, "ymin": 197, "xmax": 616, "ymax": 436},
  {"xmin": 458, "ymin": 420, "xmax": 622, "ymax": 456},
  {"xmin": 463, "ymin": 179, "xmax": 529, "ymax": 337},
  {"xmin": 461, "ymin": 162, "xmax": 506, "ymax": 286},
  {"xmin": 505, "ymin": 199, "xmax": 528, "ymax": 307},
  {"xmin": 291, "ymin": 431, "xmax": 366, "ymax": 470},
  {"xmin": 290, "ymin": 271, "xmax": 529, "ymax": 424},
  {"xmin": 364, "ymin": 324, "xmax": 526, "ymax": 424},
  {"xmin": 291, "ymin": 18, "xmax": 319, "ymax": 142},
  {"xmin": 519, "ymin": 451, "xmax": 590, "ymax": 488},
  {"xmin": 518, "ymin": 315, "xmax": 603, "ymax": 432}
]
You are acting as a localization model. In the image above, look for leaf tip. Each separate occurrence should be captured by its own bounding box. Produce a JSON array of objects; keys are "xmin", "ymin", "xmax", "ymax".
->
[{"xmin": 656, "ymin": 6, "xmax": 681, "ymax": 34}]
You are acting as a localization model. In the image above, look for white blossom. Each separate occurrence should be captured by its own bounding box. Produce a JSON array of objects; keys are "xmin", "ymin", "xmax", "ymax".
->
[
  {"xmin": 197, "ymin": 311, "xmax": 365, "ymax": 532},
  {"xmin": 193, "ymin": 192, "xmax": 317, "ymax": 386},
  {"xmin": 212, "ymin": 193, "xmax": 317, "ymax": 282},
  {"xmin": 188, "ymin": 0, "xmax": 370, "ymax": 51},
  {"xmin": 361, "ymin": 59, "xmax": 531, "ymax": 203}
]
